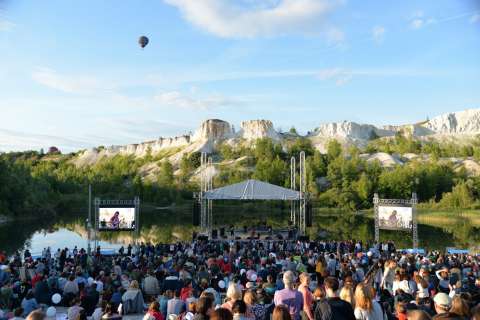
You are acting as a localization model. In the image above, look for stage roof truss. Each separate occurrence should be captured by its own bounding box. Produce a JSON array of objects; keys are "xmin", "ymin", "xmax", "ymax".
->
[{"xmin": 202, "ymin": 179, "xmax": 301, "ymax": 201}]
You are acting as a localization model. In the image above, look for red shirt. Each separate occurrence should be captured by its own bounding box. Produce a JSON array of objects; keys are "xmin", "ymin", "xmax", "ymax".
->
[
  {"xmin": 397, "ymin": 312, "xmax": 407, "ymax": 320},
  {"xmin": 31, "ymin": 274, "xmax": 42, "ymax": 288},
  {"xmin": 180, "ymin": 286, "xmax": 192, "ymax": 301},
  {"xmin": 148, "ymin": 311, "xmax": 164, "ymax": 320}
]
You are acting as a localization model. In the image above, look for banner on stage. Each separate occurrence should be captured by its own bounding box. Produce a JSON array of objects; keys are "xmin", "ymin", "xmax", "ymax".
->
[{"xmin": 378, "ymin": 205, "xmax": 413, "ymax": 230}]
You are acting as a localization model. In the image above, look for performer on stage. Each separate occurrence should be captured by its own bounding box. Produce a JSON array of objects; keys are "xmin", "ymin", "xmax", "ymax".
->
[{"xmin": 110, "ymin": 211, "xmax": 121, "ymax": 229}]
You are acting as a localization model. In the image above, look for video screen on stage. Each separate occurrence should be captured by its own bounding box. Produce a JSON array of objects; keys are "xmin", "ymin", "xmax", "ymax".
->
[
  {"xmin": 98, "ymin": 206, "xmax": 136, "ymax": 231},
  {"xmin": 378, "ymin": 206, "xmax": 413, "ymax": 230}
]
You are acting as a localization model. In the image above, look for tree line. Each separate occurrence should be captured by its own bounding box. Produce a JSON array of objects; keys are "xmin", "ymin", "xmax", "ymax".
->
[{"xmin": 1, "ymin": 136, "xmax": 479, "ymax": 218}]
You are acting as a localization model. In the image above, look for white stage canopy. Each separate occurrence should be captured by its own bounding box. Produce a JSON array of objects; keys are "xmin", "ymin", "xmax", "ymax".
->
[{"xmin": 203, "ymin": 179, "xmax": 301, "ymax": 200}]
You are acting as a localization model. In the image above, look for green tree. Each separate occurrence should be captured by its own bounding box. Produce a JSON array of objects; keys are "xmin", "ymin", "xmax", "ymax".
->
[
  {"xmin": 327, "ymin": 140, "xmax": 342, "ymax": 161},
  {"xmin": 157, "ymin": 160, "xmax": 174, "ymax": 186},
  {"xmin": 253, "ymin": 156, "xmax": 288, "ymax": 186}
]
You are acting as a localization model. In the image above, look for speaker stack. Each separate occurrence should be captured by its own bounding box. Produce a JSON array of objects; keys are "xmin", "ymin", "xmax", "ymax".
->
[
  {"xmin": 192, "ymin": 201, "xmax": 200, "ymax": 226},
  {"xmin": 306, "ymin": 202, "xmax": 313, "ymax": 227},
  {"xmin": 211, "ymin": 229, "xmax": 218, "ymax": 239}
]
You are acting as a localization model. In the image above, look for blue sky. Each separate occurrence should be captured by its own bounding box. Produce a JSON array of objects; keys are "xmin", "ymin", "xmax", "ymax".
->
[{"xmin": 0, "ymin": 0, "xmax": 479, "ymax": 152}]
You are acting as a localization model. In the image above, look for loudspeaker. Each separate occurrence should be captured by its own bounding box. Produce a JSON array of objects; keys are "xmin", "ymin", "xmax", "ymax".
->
[
  {"xmin": 211, "ymin": 229, "xmax": 218, "ymax": 239},
  {"xmin": 192, "ymin": 201, "xmax": 200, "ymax": 226},
  {"xmin": 298, "ymin": 235, "xmax": 310, "ymax": 242},
  {"xmin": 306, "ymin": 202, "xmax": 313, "ymax": 227},
  {"xmin": 220, "ymin": 227, "xmax": 225, "ymax": 237}
]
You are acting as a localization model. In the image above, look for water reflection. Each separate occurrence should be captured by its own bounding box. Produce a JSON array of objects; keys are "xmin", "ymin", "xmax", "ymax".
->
[{"xmin": 1, "ymin": 206, "xmax": 479, "ymax": 255}]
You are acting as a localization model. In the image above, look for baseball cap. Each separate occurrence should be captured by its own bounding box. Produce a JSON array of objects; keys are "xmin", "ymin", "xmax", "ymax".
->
[{"xmin": 433, "ymin": 293, "xmax": 451, "ymax": 307}]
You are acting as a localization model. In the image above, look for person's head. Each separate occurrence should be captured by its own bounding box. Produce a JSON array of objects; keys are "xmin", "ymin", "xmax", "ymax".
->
[
  {"xmin": 14, "ymin": 308, "xmax": 24, "ymax": 317},
  {"xmin": 272, "ymin": 305, "xmax": 291, "ymax": 320},
  {"xmin": 339, "ymin": 286, "xmax": 354, "ymax": 306},
  {"xmin": 210, "ymin": 308, "xmax": 233, "ymax": 320},
  {"xmin": 313, "ymin": 287, "xmax": 325, "ymax": 301},
  {"xmin": 149, "ymin": 301, "xmax": 160, "ymax": 313},
  {"xmin": 472, "ymin": 305, "xmax": 480, "ymax": 320},
  {"xmin": 283, "ymin": 271, "xmax": 296, "ymax": 290},
  {"xmin": 26, "ymin": 310, "xmax": 46, "ymax": 320},
  {"xmin": 433, "ymin": 293, "xmax": 451, "ymax": 315},
  {"xmin": 395, "ymin": 301, "xmax": 407, "ymax": 316},
  {"xmin": 196, "ymin": 297, "xmax": 214, "ymax": 316},
  {"xmin": 226, "ymin": 283, "xmax": 242, "ymax": 302},
  {"xmin": 232, "ymin": 300, "xmax": 247, "ymax": 316},
  {"xmin": 200, "ymin": 291, "xmax": 215, "ymax": 302},
  {"xmin": 166, "ymin": 289, "xmax": 173, "ymax": 298},
  {"xmin": 129, "ymin": 280, "xmax": 139, "ymax": 290},
  {"xmin": 354, "ymin": 283, "xmax": 373, "ymax": 311},
  {"xmin": 188, "ymin": 301, "xmax": 197, "ymax": 314},
  {"xmin": 244, "ymin": 290, "xmax": 257, "ymax": 306},
  {"xmin": 324, "ymin": 277, "xmax": 339, "ymax": 297},
  {"xmin": 450, "ymin": 295, "xmax": 470, "ymax": 317},
  {"xmin": 299, "ymin": 273, "xmax": 310, "ymax": 286},
  {"xmin": 174, "ymin": 289, "xmax": 181, "ymax": 298},
  {"xmin": 26, "ymin": 290, "xmax": 35, "ymax": 300},
  {"xmin": 406, "ymin": 310, "xmax": 432, "ymax": 320}
]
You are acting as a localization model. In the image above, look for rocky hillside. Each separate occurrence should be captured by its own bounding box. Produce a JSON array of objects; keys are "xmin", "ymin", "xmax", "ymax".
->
[{"xmin": 73, "ymin": 109, "xmax": 480, "ymax": 176}]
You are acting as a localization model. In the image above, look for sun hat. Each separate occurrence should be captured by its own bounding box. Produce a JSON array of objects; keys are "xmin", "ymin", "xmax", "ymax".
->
[{"xmin": 433, "ymin": 292, "xmax": 452, "ymax": 308}]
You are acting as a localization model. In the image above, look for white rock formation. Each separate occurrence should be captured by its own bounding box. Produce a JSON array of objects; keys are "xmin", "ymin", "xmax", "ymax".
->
[
  {"xmin": 71, "ymin": 108, "xmax": 480, "ymax": 170},
  {"xmin": 238, "ymin": 120, "xmax": 280, "ymax": 141},
  {"xmin": 192, "ymin": 119, "xmax": 233, "ymax": 142},
  {"xmin": 359, "ymin": 152, "xmax": 404, "ymax": 167},
  {"xmin": 424, "ymin": 109, "xmax": 480, "ymax": 135}
]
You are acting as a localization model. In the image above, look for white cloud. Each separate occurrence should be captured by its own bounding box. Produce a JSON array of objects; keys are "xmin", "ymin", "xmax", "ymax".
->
[
  {"xmin": 470, "ymin": 13, "xmax": 480, "ymax": 24},
  {"xmin": 317, "ymin": 68, "xmax": 352, "ymax": 86},
  {"xmin": 409, "ymin": 10, "xmax": 478, "ymax": 29},
  {"xmin": 372, "ymin": 25, "xmax": 385, "ymax": 43},
  {"xmin": 410, "ymin": 19, "xmax": 423, "ymax": 29},
  {"xmin": 154, "ymin": 90, "xmax": 242, "ymax": 109},
  {"xmin": 0, "ymin": 18, "xmax": 15, "ymax": 32},
  {"xmin": 32, "ymin": 68, "xmax": 114, "ymax": 94},
  {"xmin": 164, "ymin": 0, "xmax": 342, "ymax": 39},
  {"xmin": 316, "ymin": 67, "xmax": 441, "ymax": 86},
  {"xmin": 0, "ymin": 128, "xmax": 93, "ymax": 152}
]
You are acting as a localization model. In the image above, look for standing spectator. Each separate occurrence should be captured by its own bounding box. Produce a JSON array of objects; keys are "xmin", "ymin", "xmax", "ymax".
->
[
  {"xmin": 314, "ymin": 277, "xmax": 355, "ymax": 320},
  {"xmin": 21, "ymin": 291, "xmax": 38, "ymax": 317},
  {"xmin": 232, "ymin": 300, "xmax": 249, "ymax": 320},
  {"xmin": 167, "ymin": 290, "xmax": 185, "ymax": 317},
  {"xmin": 432, "ymin": 293, "xmax": 455, "ymax": 320},
  {"xmin": 274, "ymin": 271, "xmax": 303, "ymax": 320},
  {"xmin": 26, "ymin": 310, "xmax": 45, "ymax": 320},
  {"xmin": 298, "ymin": 273, "xmax": 314, "ymax": 320},
  {"xmin": 222, "ymin": 284, "xmax": 243, "ymax": 312},
  {"xmin": 102, "ymin": 303, "xmax": 122, "ymax": 320},
  {"xmin": 210, "ymin": 308, "xmax": 232, "ymax": 320},
  {"xmin": 143, "ymin": 271, "xmax": 160, "ymax": 298},
  {"xmin": 244, "ymin": 290, "xmax": 265, "ymax": 320},
  {"xmin": 273, "ymin": 305, "xmax": 292, "ymax": 320},
  {"xmin": 353, "ymin": 283, "xmax": 385, "ymax": 320},
  {"xmin": 144, "ymin": 301, "xmax": 164, "ymax": 320},
  {"xmin": 121, "ymin": 280, "xmax": 144, "ymax": 314},
  {"xmin": 193, "ymin": 297, "xmax": 214, "ymax": 320}
]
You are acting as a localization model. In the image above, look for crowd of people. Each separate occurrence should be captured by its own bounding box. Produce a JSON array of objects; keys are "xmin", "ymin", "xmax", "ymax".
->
[{"xmin": 0, "ymin": 239, "xmax": 479, "ymax": 320}]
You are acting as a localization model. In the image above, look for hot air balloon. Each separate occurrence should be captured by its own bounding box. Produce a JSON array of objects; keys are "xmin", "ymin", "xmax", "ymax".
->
[{"xmin": 138, "ymin": 36, "xmax": 149, "ymax": 49}]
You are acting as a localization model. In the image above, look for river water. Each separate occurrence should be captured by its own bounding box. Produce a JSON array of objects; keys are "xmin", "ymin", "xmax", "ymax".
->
[{"xmin": 1, "ymin": 205, "xmax": 479, "ymax": 255}]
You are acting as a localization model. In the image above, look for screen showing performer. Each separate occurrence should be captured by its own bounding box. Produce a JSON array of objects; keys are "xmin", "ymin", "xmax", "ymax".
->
[
  {"xmin": 378, "ymin": 206, "xmax": 413, "ymax": 230},
  {"xmin": 98, "ymin": 207, "xmax": 135, "ymax": 231}
]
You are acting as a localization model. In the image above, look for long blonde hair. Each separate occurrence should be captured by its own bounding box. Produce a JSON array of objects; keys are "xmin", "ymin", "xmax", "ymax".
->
[
  {"xmin": 226, "ymin": 283, "xmax": 242, "ymax": 301},
  {"xmin": 340, "ymin": 286, "xmax": 354, "ymax": 307},
  {"xmin": 354, "ymin": 283, "xmax": 373, "ymax": 311},
  {"xmin": 244, "ymin": 290, "xmax": 257, "ymax": 306}
]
